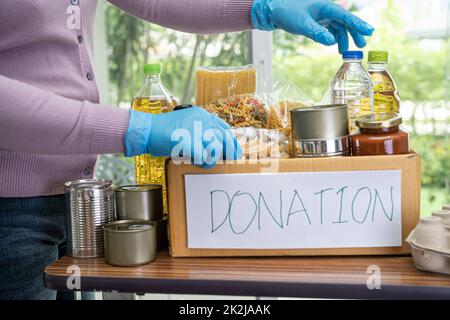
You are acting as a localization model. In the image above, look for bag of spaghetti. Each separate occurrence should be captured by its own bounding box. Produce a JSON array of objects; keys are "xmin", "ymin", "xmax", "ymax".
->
[
  {"xmin": 203, "ymin": 94, "xmax": 290, "ymax": 159},
  {"xmin": 195, "ymin": 65, "xmax": 257, "ymax": 106}
]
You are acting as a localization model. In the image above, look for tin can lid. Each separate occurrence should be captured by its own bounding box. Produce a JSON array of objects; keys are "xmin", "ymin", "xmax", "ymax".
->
[
  {"xmin": 355, "ymin": 112, "xmax": 402, "ymax": 129},
  {"xmin": 114, "ymin": 184, "xmax": 162, "ymax": 192},
  {"xmin": 65, "ymin": 179, "xmax": 112, "ymax": 190},
  {"xmin": 103, "ymin": 220, "xmax": 156, "ymax": 233}
]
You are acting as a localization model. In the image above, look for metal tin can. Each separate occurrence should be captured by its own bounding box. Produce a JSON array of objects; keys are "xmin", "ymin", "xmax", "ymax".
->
[
  {"xmin": 103, "ymin": 220, "xmax": 157, "ymax": 267},
  {"xmin": 65, "ymin": 179, "xmax": 115, "ymax": 258},
  {"xmin": 115, "ymin": 185, "xmax": 163, "ymax": 221},
  {"xmin": 290, "ymin": 104, "xmax": 350, "ymax": 157}
]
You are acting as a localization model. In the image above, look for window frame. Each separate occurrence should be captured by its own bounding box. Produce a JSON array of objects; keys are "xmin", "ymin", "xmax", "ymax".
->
[{"xmin": 248, "ymin": 30, "xmax": 273, "ymax": 91}]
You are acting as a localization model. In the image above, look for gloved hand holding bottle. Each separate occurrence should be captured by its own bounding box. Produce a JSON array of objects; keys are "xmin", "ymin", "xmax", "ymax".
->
[
  {"xmin": 251, "ymin": 0, "xmax": 374, "ymax": 53},
  {"xmin": 125, "ymin": 106, "xmax": 241, "ymax": 169}
]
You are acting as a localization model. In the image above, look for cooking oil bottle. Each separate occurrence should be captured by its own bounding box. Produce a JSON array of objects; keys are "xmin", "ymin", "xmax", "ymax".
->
[
  {"xmin": 132, "ymin": 63, "xmax": 176, "ymax": 212},
  {"xmin": 368, "ymin": 51, "xmax": 400, "ymax": 113}
]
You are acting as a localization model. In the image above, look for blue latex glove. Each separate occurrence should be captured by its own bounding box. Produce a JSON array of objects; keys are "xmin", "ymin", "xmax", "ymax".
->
[
  {"xmin": 251, "ymin": 0, "xmax": 374, "ymax": 53},
  {"xmin": 124, "ymin": 107, "xmax": 241, "ymax": 168}
]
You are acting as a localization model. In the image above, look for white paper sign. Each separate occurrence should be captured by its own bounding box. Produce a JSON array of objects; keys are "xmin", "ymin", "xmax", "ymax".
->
[{"xmin": 185, "ymin": 170, "xmax": 402, "ymax": 249}]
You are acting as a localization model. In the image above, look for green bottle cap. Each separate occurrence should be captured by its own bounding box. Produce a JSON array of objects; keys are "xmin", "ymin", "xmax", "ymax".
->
[
  {"xmin": 144, "ymin": 63, "xmax": 162, "ymax": 75},
  {"xmin": 368, "ymin": 51, "xmax": 388, "ymax": 63}
]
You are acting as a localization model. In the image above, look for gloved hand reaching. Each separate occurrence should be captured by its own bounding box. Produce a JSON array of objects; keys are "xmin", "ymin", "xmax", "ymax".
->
[
  {"xmin": 124, "ymin": 106, "xmax": 241, "ymax": 168},
  {"xmin": 251, "ymin": 0, "xmax": 374, "ymax": 53}
]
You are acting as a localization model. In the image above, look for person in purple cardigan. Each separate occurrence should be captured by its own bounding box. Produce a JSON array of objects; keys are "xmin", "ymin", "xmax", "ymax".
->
[{"xmin": 0, "ymin": 0, "xmax": 373, "ymax": 299}]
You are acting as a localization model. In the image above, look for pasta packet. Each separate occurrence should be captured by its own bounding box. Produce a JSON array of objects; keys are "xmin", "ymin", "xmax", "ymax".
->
[
  {"xmin": 203, "ymin": 94, "xmax": 267, "ymax": 128},
  {"xmin": 232, "ymin": 127, "xmax": 290, "ymax": 160},
  {"xmin": 203, "ymin": 93, "xmax": 289, "ymax": 160},
  {"xmin": 263, "ymin": 78, "xmax": 314, "ymax": 156},
  {"xmin": 195, "ymin": 65, "xmax": 257, "ymax": 106},
  {"xmin": 264, "ymin": 78, "xmax": 314, "ymax": 133},
  {"xmin": 199, "ymin": 70, "xmax": 313, "ymax": 160}
]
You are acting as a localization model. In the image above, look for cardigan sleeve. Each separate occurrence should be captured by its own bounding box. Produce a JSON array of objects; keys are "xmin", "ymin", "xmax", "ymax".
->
[
  {"xmin": 0, "ymin": 75, "xmax": 129, "ymax": 155},
  {"xmin": 107, "ymin": 0, "xmax": 254, "ymax": 34}
]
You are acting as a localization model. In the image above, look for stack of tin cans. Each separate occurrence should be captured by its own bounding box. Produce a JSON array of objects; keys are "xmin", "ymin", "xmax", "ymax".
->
[
  {"xmin": 114, "ymin": 184, "xmax": 168, "ymax": 251},
  {"xmin": 64, "ymin": 179, "xmax": 167, "ymax": 266},
  {"xmin": 65, "ymin": 179, "xmax": 115, "ymax": 258}
]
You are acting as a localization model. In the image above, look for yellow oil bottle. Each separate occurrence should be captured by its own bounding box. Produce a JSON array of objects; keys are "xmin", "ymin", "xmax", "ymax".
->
[
  {"xmin": 368, "ymin": 51, "xmax": 400, "ymax": 113},
  {"xmin": 131, "ymin": 63, "xmax": 176, "ymax": 212}
]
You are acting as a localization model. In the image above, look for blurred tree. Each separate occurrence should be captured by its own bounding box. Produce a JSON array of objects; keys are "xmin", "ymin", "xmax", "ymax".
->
[{"xmin": 105, "ymin": 3, "xmax": 248, "ymax": 105}]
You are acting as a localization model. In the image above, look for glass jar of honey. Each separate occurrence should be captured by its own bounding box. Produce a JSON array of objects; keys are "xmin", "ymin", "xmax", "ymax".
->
[{"xmin": 351, "ymin": 113, "xmax": 409, "ymax": 156}]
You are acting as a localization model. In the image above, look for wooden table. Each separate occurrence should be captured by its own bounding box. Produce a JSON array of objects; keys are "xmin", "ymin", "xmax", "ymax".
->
[{"xmin": 45, "ymin": 252, "xmax": 450, "ymax": 299}]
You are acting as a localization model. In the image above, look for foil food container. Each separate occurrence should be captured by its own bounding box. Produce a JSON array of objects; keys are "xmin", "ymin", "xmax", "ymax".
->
[
  {"xmin": 290, "ymin": 104, "xmax": 350, "ymax": 157},
  {"xmin": 406, "ymin": 216, "xmax": 450, "ymax": 275},
  {"xmin": 103, "ymin": 220, "xmax": 157, "ymax": 267},
  {"xmin": 115, "ymin": 185, "xmax": 163, "ymax": 221},
  {"xmin": 65, "ymin": 179, "xmax": 115, "ymax": 258}
]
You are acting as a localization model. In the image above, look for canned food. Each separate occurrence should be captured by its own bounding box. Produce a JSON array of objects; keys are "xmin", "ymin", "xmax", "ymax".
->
[
  {"xmin": 115, "ymin": 185, "xmax": 163, "ymax": 221},
  {"xmin": 290, "ymin": 104, "xmax": 350, "ymax": 157},
  {"xmin": 103, "ymin": 220, "xmax": 157, "ymax": 266},
  {"xmin": 65, "ymin": 179, "xmax": 115, "ymax": 258}
]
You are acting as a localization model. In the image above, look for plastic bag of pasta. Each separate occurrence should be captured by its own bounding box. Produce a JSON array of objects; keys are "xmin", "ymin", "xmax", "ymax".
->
[
  {"xmin": 263, "ymin": 78, "xmax": 314, "ymax": 157},
  {"xmin": 203, "ymin": 93, "xmax": 290, "ymax": 160},
  {"xmin": 232, "ymin": 127, "xmax": 290, "ymax": 160},
  {"xmin": 203, "ymin": 94, "xmax": 268, "ymax": 128},
  {"xmin": 195, "ymin": 65, "xmax": 257, "ymax": 106},
  {"xmin": 264, "ymin": 78, "xmax": 314, "ymax": 135}
]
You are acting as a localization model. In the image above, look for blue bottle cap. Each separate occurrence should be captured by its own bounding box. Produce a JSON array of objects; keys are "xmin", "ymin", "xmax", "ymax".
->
[{"xmin": 342, "ymin": 50, "xmax": 363, "ymax": 59}]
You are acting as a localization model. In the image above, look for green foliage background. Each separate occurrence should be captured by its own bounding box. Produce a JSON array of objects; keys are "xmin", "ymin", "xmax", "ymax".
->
[{"xmin": 105, "ymin": 7, "xmax": 248, "ymax": 106}]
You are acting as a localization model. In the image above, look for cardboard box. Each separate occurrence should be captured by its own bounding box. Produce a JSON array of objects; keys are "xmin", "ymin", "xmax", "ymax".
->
[{"xmin": 167, "ymin": 153, "xmax": 421, "ymax": 257}]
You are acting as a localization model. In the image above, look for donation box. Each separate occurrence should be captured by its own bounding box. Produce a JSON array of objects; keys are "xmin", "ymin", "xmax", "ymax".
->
[{"xmin": 167, "ymin": 153, "xmax": 421, "ymax": 257}]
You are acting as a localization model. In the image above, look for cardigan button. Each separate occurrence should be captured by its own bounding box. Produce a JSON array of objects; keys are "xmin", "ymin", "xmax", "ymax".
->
[
  {"xmin": 83, "ymin": 167, "xmax": 93, "ymax": 176},
  {"xmin": 71, "ymin": 0, "xmax": 79, "ymax": 5},
  {"xmin": 86, "ymin": 72, "xmax": 94, "ymax": 81}
]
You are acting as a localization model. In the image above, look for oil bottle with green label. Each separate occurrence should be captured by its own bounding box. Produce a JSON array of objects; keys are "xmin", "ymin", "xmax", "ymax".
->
[
  {"xmin": 368, "ymin": 51, "xmax": 400, "ymax": 113},
  {"xmin": 131, "ymin": 63, "xmax": 176, "ymax": 212}
]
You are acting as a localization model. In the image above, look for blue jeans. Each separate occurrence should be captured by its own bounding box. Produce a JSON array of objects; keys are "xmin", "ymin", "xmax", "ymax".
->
[{"xmin": 0, "ymin": 195, "xmax": 67, "ymax": 300}]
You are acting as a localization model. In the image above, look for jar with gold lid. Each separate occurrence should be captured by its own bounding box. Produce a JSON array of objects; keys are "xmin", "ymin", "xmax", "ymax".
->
[{"xmin": 351, "ymin": 113, "xmax": 409, "ymax": 156}]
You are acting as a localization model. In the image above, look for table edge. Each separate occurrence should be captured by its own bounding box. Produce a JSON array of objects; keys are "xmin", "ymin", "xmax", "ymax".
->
[{"xmin": 44, "ymin": 272, "xmax": 450, "ymax": 300}]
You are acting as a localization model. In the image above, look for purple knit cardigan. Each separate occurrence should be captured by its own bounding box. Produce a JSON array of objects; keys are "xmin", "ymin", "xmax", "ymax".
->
[{"xmin": 0, "ymin": 0, "xmax": 253, "ymax": 197}]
